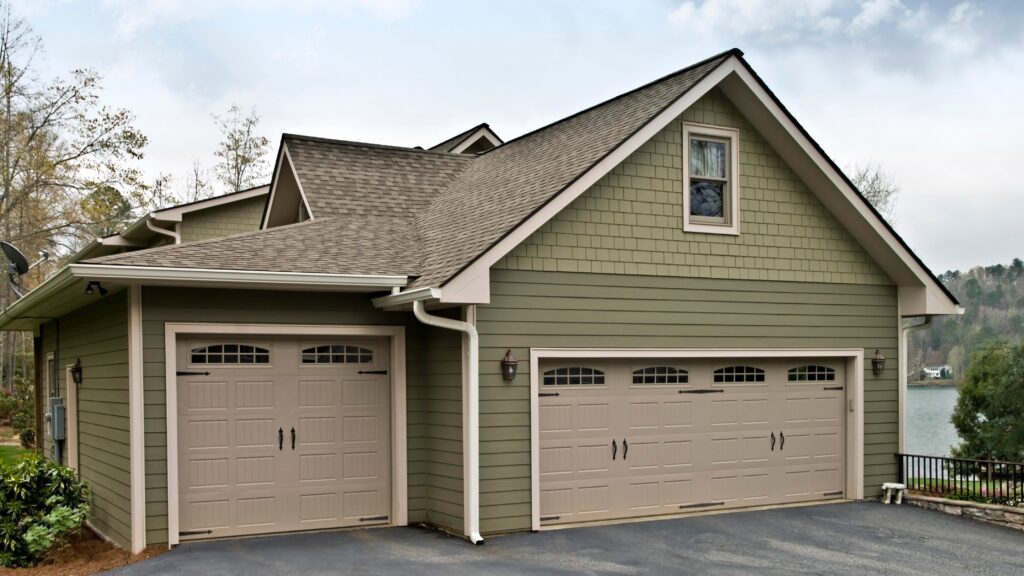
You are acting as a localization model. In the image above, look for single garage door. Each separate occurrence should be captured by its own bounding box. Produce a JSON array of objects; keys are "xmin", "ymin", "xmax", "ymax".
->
[
  {"xmin": 177, "ymin": 336, "xmax": 391, "ymax": 540},
  {"xmin": 539, "ymin": 358, "xmax": 845, "ymax": 526}
]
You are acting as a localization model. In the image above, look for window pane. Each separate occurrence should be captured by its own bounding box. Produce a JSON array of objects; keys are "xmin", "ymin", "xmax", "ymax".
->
[
  {"xmin": 690, "ymin": 180, "xmax": 724, "ymax": 217},
  {"xmin": 691, "ymin": 138, "xmax": 726, "ymax": 178}
]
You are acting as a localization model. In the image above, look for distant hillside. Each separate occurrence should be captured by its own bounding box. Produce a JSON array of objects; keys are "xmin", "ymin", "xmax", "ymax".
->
[{"xmin": 910, "ymin": 258, "xmax": 1024, "ymax": 380}]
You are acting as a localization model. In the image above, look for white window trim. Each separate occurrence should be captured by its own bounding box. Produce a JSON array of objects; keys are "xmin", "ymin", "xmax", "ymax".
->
[
  {"xmin": 64, "ymin": 364, "xmax": 79, "ymax": 472},
  {"xmin": 683, "ymin": 123, "xmax": 740, "ymax": 235},
  {"xmin": 163, "ymin": 322, "xmax": 407, "ymax": 547},
  {"xmin": 529, "ymin": 347, "xmax": 864, "ymax": 531}
]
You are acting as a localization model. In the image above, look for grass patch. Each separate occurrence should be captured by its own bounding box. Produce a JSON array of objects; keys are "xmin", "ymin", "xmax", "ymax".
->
[{"xmin": 0, "ymin": 445, "xmax": 29, "ymax": 465}]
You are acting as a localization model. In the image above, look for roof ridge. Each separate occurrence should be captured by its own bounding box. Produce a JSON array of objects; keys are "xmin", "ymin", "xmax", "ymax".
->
[
  {"xmin": 428, "ymin": 122, "xmax": 491, "ymax": 151},
  {"xmin": 283, "ymin": 133, "xmax": 474, "ymax": 157},
  {"xmin": 477, "ymin": 48, "xmax": 741, "ymax": 156}
]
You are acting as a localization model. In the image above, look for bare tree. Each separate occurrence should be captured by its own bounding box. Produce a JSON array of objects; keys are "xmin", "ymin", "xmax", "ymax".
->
[
  {"xmin": 181, "ymin": 159, "xmax": 212, "ymax": 203},
  {"xmin": 212, "ymin": 104, "xmax": 269, "ymax": 192},
  {"xmin": 848, "ymin": 163, "xmax": 900, "ymax": 223}
]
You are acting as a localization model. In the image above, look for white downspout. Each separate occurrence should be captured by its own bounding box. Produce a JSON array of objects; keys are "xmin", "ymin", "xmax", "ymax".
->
[
  {"xmin": 146, "ymin": 218, "xmax": 181, "ymax": 244},
  {"xmin": 899, "ymin": 316, "xmax": 931, "ymax": 453},
  {"xmin": 412, "ymin": 300, "xmax": 484, "ymax": 545}
]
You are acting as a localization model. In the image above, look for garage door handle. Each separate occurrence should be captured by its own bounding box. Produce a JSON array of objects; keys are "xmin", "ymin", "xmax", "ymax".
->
[
  {"xmin": 622, "ymin": 439, "xmax": 628, "ymax": 460},
  {"xmin": 611, "ymin": 439, "xmax": 617, "ymax": 461},
  {"xmin": 278, "ymin": 427, "xmax": 283, "ymax": 451},
  {"xmin": 770, "ymin": 431, "xmax": 776, "ymax": 451},
  {"xmin": 291, "ymin": 427, "xmax": 296, "ymax": 450},
  {"xmin": 780, "ymin": 431, "xmax": 785, "ymax": 451}
]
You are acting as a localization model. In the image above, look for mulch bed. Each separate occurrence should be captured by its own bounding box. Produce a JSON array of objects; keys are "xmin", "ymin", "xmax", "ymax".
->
[{"xmin": 0, "ymin": 529, "xmax": 166, "ymax": 576}]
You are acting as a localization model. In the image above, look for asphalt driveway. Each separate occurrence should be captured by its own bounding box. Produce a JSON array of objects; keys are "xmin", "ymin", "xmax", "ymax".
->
[{"xmin": 108, "ymin": 502, "xmax": 1023, "ymax": 575}]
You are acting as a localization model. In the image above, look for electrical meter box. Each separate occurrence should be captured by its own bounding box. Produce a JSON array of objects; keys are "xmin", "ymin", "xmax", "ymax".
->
[{"xmin": 48, "ymin": 397, "xmax": 65, "ymax": 441}]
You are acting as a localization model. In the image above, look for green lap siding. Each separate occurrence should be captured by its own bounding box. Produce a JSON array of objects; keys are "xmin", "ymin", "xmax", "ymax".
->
[
  {"xmin": 477, "ymin": 88, "xmax": 900, "ymax": 534},
  {"xmin": 139, "ymin": 288, "xmax": 459, "ymax": 544},
  {"xmin": 178, "ymin": 195, "xmax": 266, "ymax": 242},
  {"xmin": 476, "ymin": 270, "xmax": 899, "ymax": 534},
  {"xmin": 40, "ymin": 291, "xmax": 131, "ymax": 548}
]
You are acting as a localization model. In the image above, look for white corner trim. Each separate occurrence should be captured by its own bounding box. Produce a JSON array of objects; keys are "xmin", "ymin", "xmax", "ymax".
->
[
  {"xmin": 69, "ymin": 263, "xmax": 409, "ymax": 291},
  {"xmin": 282, "ymin": 145, "xmax": 315, "ymax": 222},
  {"xmin": 441, "ymin": 59, "xmax": 741, "ymax": 303},
  {"xmin": 528, "ymin": 347, "xmax": 865, "ymax": 531},
  {"xmin": 682, "ymin": 122, "xmax": 740, "ymax": 236},
  {"xmin": 163, "ymin": 322, "xmax": 408, "ymax": 547},
  {"xmin": 129, "ymin": 285, "xmax": 146, "ymax": 554},
  {"xmin": 63, "ymin": 364, "xmax": 78, "ymax": 473}
]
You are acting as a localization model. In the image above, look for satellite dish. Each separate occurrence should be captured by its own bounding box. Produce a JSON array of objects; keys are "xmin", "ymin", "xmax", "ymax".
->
[
  {"xmin": 1, "ymin": 241, "xmax": 49, "ymax": 299},
  {"xmin": 1, "ymin": 241, "xmax": 29, "ymax": 275}
]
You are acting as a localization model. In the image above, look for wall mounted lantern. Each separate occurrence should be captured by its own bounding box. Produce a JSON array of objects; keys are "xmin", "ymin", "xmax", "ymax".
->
[
  {"xmin": 71, "ymin": 358, "xmax": 83, "ymax": 385},
  {"xmin": 871, "ymin": 350, "xmax": 886, "ymax": 376},
  {"xmin": 501, "ymin": 349, "xmax": 518, "ymax": 381}
]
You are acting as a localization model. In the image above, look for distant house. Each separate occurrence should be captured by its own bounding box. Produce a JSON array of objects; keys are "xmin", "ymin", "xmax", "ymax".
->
[
  {"xmin": 923, "ymin": 365, "xmax": 951, "ymax": 379},
  {"xmin": 0, "ymin": 49, "xmax": 960, "ymax": 553}
]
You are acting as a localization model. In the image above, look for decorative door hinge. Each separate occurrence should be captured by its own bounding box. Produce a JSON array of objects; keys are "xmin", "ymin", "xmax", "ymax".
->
[
  {"xmin": 679, "ymin": 389, "xmax": 724, "ymax": 394},
  {"xmin": 540, "ymin": 515, "xmax": 561, "ymax": 521},
  {"xmin": 538, "ymin": 392, "xmax": 560, "ymax": 397},
  {"xmin": 179, "ymin": 529, "xmax": 214, "ymax": 536},
  {"xmin": 359, "ymin": 515, "xmax": 389, "ymax": 522},
  {"xmin": 823, "ymin": 386, "xmax": 845, "ymax": 391},
  {"xmin": 358, "ymin": 370, "xmax": 388, "ymax": 375},
  {"xmin": 176, "ymin": 370, "xmax": 211, "ymax": 376}
]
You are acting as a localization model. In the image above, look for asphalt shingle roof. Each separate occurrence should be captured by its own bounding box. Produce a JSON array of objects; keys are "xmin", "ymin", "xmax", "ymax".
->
[
  {"xmin": 87, "ymin": 216, "xmax": 421, "ymax": 276},
  {"xmin": 84, "ymin": 51, "xmax": 734, "ymax": 285}
]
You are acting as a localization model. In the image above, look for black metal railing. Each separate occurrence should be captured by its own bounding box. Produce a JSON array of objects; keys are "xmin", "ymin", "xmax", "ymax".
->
[{"xmin": 896, "ymin": 453, "xmax": 1024, "ymax": 505}]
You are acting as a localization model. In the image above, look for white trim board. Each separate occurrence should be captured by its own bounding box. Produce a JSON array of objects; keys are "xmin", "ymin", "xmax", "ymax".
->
[
  {"xmin": 450, "ymin": 126, "xmax": 502, "ymax": 154},
  {"xmin": 528, "ymin": 347, "xmax": 866, "ymax": 531},
  {"xmin": 63, "ymin": 364, "xmax": 78, "ymax": 473},
  {"xmin": 128, "ymin": 285, "xmax": 146, "ymax": 554},
  {"xmin": 163, "ymin": 322, "xmax": 408, "ymax": 547}
]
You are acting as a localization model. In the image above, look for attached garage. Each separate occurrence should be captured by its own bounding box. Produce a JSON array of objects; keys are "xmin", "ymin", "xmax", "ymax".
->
[
  {"xmin": 166, "ymin": 325, "xmax": 408, "ymax": 545},
  {"xmin": 531, "ymin": 351, "xmax": 862, "ymax": 529}
]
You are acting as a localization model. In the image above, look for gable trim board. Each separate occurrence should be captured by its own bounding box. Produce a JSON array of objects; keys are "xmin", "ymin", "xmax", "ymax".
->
[
  {"xmin": 528, "ymin": 347, "xmax": 865, "ymax": 531},
  {"xmin": 261, "ymin": 143, "xmax": 315, "ymax": 229},
  {"xmin": 448, "ymin": 126, "xmax": 503, "ymax": 154},
  {"xmin": 435, "ymin": 54, "xmax": 955, "ymax": 317},
  {"xmin": 162, "ymin": 322, "xmax": 408, "ymax": 547}
]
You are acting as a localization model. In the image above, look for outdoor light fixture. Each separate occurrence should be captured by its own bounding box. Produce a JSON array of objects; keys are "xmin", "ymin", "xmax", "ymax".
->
[
  {"xmin": 84, "ymin": 281, "xmax": 108, "ymax": 296},
  {"xmin": 501, "ymin": 349, "xmax": 518, "ymax": 381},
  {"xmin": 871, "ymin": 349, "xmax": 886, "ymax": 376},
  {"xmin": 71, "ymin": 358, "xmax": 83, "ymax": 386}
]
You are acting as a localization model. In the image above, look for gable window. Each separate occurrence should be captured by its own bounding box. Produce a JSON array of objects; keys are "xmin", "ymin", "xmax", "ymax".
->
[
  {"xmin": 191, "ymin": 344, "xmax": 270, "ymax": 365},
  {"xmin": 713, "ymin": 365, "xmax": 765, "ymax": 383},
  {"xmin": 543, "ymin": 367, "xmax": 605, "ymax": 386},
  {"xmin": 788, "ymin": 365, "xmax": 836, "ymax": 382},
  {"xmin": 683, "ymin": 123, "xmax": 739, "ymax": 235},
  {"xmin": 632, "ymin": 366, "xmax": 688, "ymax": 385},
  {"xmin": 301, "ymin": 345, "xmax": 373, "ymax": 364}
]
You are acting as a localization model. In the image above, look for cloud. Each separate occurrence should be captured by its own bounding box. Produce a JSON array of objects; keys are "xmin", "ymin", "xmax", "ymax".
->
[
  {"xmin": 102, "ymin": 0, "xmax": 421, "ymax": 39},
  {"xmin": 666, "ymin": 0, "xmax": 1019, "ymax": 67}
]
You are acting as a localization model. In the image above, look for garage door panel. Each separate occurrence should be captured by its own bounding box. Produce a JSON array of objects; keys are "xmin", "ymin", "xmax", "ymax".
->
[
  {"xmin": 178, "ymin": 336, "xmax": 390, "ymax": 540},
  {"xmin": 539, "ymin": 356, "xmax": 846, "ymax": 526}
]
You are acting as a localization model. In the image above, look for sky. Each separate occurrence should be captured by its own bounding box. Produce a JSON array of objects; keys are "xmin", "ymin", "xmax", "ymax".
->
[{"xmin": 16, "ymin": 0, "xmax": 1024, "ymax": 274}]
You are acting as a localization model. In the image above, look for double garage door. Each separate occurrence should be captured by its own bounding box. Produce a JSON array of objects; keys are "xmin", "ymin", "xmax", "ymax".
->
[
  {"xmin": 539, "ymin": 357, "xmax": 846, "ymax": 526},
  {"xmin": 176, "ymin": 337, "xmax": 391, "ymax": 540}
]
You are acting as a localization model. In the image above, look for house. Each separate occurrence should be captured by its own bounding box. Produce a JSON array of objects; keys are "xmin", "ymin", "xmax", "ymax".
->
[
  {"xmin": 0, "ymin": 49, "xmax": 959, "ymax": 554},
  {"xmin": 923, "ymin": 365, "xmax": 951, "ymax": 379}
]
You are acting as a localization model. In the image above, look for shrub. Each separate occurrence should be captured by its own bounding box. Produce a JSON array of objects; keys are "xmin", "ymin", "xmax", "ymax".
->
[
  {"xmin": 0, "ymin": 376, "xmax": 36, "ymax": 448},
  {"xmin": 0, "ymin": 453, "xmax": 90, "ymax": 567},
  {"xmin": 952, "ymin": 342, "xmax": 1024, "ymax": 462}
]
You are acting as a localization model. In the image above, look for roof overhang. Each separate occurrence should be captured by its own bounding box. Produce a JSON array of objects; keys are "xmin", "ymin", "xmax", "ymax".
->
[
  {"xmin": 70, "ymin": 185, "xmax": 271, "ymax": 263},
  {"xmin": 439, "ymin": 55, "xmax": 959, "ymax": 317},
  {"xmin": 449, "ymin": 125, "xmax": 503, "ymax": 154},
  {"xmin": 0, "ymin": 264, "xmax": 409, "ymax": 331}
]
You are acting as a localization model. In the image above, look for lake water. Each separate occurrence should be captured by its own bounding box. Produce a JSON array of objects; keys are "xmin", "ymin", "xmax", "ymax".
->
[{"xmin": 906, "ymin": 385, "xmax": 960, "ymax": 457}]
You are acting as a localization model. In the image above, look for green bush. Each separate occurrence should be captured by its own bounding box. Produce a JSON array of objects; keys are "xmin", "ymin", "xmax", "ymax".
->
[
  {"xmin": 952, "ymin": 341, "xmax": 1024, "ymax": 462},
  {"xmin": 0, "ymin": 376, "xmax": 36, "ymax": 448},
  {"xmin": 0, "ymin": 453, "xmax": 90, "ymax": 567}
]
